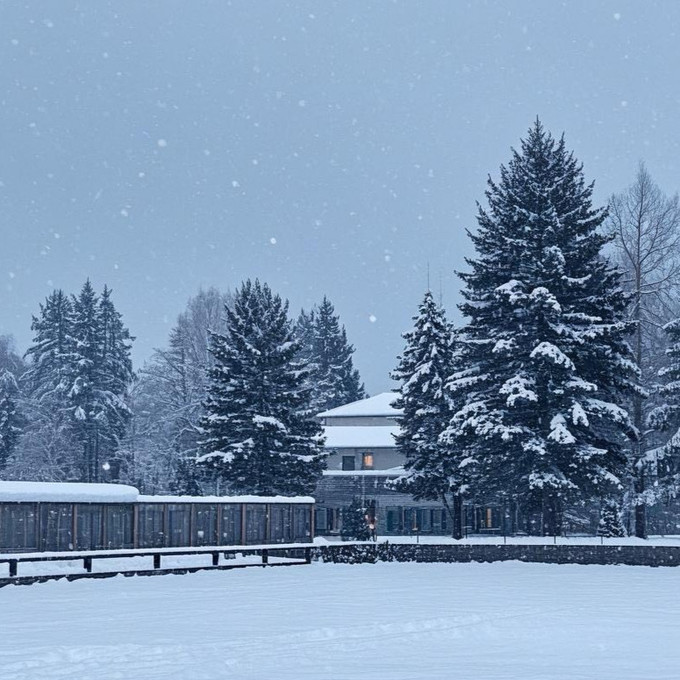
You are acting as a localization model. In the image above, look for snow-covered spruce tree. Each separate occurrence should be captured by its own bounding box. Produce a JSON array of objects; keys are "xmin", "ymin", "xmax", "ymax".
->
[
  {"xmin": 448, "ymin": 120, "xmax": 639, "ymax": 536},
  {"xmin": 69, "ymin": 280, "xmax": 107, "ymax": 482},
  {"xmin": 0, "ymin": 336, "xmax": 25, "ymax": 475},
  {"xmin": 340, "ymin": 497, "xmax": 371, "ymax": 541},
  {"xmin": 97, "ymin": 286, "xmax": 134, "ymax": 475},
  {"xmin": 297, "ymin": 297, "xmax": 366, "ymax": 413},
  {"xmin": 0, "ymin": 369, "xmax": 23, "ymax": 473},
  {"xmin": 295, "ymin": 307, "xmax": 316, "ymax": 365},
  {"xmin": 48, "ymin": 281, "xmax": 135, "ymax": 483},
  {"xmin": 648, "ymin": 318, "xmax": 680, "ymax": 501},
  {"xmin": 19, "ymin": 289, "xmax": 80, "ymax": 480},
  {"xmin": 24, "ymin": 290, "xmax": 76, "ymax": 402},
  {"xmin": 597, "ymin": 499, "xmax": 626, "ymax": 538},
  {"xmin": 198, "ymin": 279, "xmax": 326, "ymax": 496},
  {"xmin": 392, "ymin": 290, "xmax": 465, "ymax": 538}
]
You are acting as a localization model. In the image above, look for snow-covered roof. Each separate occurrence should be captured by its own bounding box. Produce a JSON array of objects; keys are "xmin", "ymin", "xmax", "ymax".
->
[
  {"xmin": 0, "ymin": 482, "xmax": 314, "ymax": 505},
  {"xmin": 323, "ymin": 425, "xmax": 399, "ymax": 449},
  {"xmin": 317, "ymin": 392, "xmax": 402, "ymax": 418},
  {"xmin": 138, "ymin": 495, "xmax": 315, "ymax": 504},
  {"xmin": 0, "ymin": 481, "xmax": 140, "ymax": 503}
]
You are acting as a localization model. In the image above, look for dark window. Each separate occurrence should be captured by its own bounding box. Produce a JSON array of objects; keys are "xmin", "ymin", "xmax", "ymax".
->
[
  {"xmin": 385, "ymin": 507, "xmax": 402, "ymax": 534},
  {"xmin": 315, "ymin": 508, "xmax": 328, "ymax": 534},
  {"xmin": 432, "ymin": 509, "xmax": 448, "ymax": 533},
  {"xmin": 292, "ymin": 505, "xmax": 312, "ymax": 542},
  {"xmin": 419, "ymin": 509, "xmax": 432, "ymax": 532},
  {"xmin": 342, "ymin": 455, "xmax": 356, "ymax": 471}
]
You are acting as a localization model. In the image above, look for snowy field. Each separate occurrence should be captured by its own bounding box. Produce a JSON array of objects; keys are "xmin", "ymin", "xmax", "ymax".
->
[{"xmin": 1, "ymin": 561, "xmax": 679, "ymax": 680}]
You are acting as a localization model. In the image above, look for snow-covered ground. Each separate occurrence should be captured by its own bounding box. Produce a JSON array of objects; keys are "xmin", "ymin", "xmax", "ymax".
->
[{"xmin": 1, "ymin": 561, "xmax": 678, "ymax": 679}]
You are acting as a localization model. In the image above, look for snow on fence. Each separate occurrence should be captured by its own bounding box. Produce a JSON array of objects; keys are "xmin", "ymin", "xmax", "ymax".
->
[{"xmin": 0, "ymin": 481, "xmax": 140, "ymax": 503}]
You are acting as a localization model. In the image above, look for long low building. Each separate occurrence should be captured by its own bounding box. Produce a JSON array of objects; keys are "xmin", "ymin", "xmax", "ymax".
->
[{"xmin": 0, "ymin": 481, "xmax": 314, "ymax": 553}]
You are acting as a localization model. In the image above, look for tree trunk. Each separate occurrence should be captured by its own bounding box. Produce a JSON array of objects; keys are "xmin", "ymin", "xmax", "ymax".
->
[
  {"xmin": 452, "ymin": 494, "xmax": 464, "ymax": 540},
  {"xmin": 633, "ymin": 273, "xmax": 647, "ymax": 539},
  {"xmin": 634, "ymin": 466, "xmax": 647, "ymax": 539},
  {"xmin": 541, "ymin": 491, "xmax": 562, "ymax": 537},
  {"xmin": 442, "ymin": 494, "xmax": 464, "ymax": 540}
]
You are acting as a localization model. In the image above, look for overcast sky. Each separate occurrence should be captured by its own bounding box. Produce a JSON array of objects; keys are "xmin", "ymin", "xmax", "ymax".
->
[{"xmin": 1, "ymin": 1, "xmax": 679, "ymax": 394}]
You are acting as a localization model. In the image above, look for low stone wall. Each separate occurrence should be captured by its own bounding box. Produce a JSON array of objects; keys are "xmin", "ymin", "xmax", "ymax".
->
[{"xmin": 314, "ymin": 542, "xmax": 680, "ymax": 567}]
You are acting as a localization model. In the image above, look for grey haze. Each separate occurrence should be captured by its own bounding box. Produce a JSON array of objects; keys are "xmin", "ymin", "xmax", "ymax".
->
[{"xmin": 1, "ymin": 0, "xmax": 679, "ymax": 393}]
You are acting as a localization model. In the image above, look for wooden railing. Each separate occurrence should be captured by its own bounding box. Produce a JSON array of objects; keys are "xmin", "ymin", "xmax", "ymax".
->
[{"xmin": 0, "ymin": 543, "xmax": 312, "ymax": 586}]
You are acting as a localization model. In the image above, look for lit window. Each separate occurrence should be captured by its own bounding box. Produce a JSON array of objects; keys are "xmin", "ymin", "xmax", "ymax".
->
[{"xmin": 362, "ymin": 453, "xmax": 374, "ymax": 470}]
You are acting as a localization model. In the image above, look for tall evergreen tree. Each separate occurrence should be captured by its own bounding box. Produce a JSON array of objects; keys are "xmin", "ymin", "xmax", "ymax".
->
[
  {"xmin": 97, "ymin": 286, "xmax": 134, "ymax": 474},
  {"xmin": 295, "ymin": 307, "xmax": 316, "ymax": 365},
  {"xmin": 24, "ymin": 290, "xmax": 76, "ymax": 403},
  {"xmin": 18, "ymin": 282, "xmax": 134, "ymax": 482},
  {"xmin": 69, "ymin": 280, "xmax": 106, "ymax": 482},
  {"xmin": 0, "ymin": 335, "xmax": 25, "ymax": 475},
  {"xmin": 0, "ymin": 369, "xmax": 22, "ymax": 473},
  {"xmin": 198, "ymin": 279, "xmax": 326, "ymax": 495},
  {"xmin": 392, "ymin": 290, "xmax": 465, "ymax": 538},
  {"xmin": 448, "ymin": 120, "xmax": 639, "ymax": 535},
  {"xmin": 18, "ymin": 290, "xmax": 79, "ymax": 480},
  {"xmin": 298, "ymin": 297, "xmax": 366, "ymax": 413}
]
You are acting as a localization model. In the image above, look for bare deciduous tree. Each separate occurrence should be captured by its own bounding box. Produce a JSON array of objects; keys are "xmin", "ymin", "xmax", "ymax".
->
[
  {"xmin": 120, "ymin": 287, "xmax": 232, "ymax": 493},
  {"xmin": 609, "ymin": 162, "xmax": 680, "ymax": 538}
]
